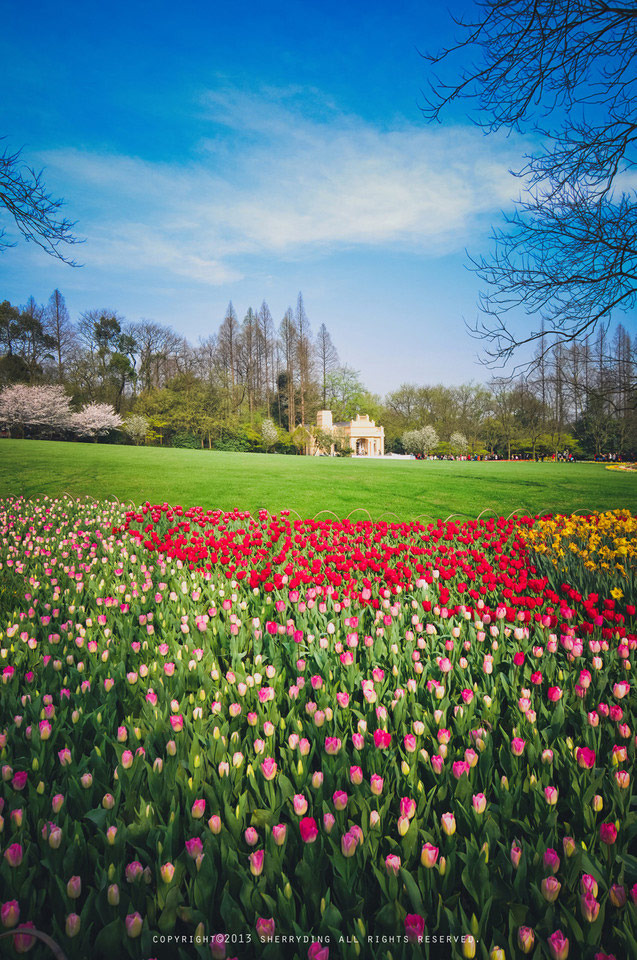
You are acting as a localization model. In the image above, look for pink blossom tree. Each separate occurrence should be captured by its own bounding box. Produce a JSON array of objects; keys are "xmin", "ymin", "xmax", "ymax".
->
[
  {"xmin": 70, "ymin": 403, "xmax": 122, "ymax": 439},
  {"xmin": 0, "ymin": 383, "xmax": 72, "ymax": 435}
]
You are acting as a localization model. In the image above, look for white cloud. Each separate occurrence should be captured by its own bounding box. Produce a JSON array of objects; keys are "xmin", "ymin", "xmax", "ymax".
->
[{"xmin": 40, "ymin": 87, "xmax": 523, "ymax": 285}]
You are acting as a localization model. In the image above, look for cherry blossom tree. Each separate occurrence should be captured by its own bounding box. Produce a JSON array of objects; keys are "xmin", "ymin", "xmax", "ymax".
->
[
  {"xmin": 70, "ymin": 403, "xmax": 122, "ymax": 439},
  {"xmin": 0, "ymin": 383, "xmax": 71, "ymax": 434}
]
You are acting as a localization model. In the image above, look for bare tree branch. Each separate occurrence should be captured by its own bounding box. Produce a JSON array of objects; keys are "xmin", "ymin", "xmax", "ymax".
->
[{"xmin": 0, "ymin": 139, "xmax": 82, "ymax": 264}]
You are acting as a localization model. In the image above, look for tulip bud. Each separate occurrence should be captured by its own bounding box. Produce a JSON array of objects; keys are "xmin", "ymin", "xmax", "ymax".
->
[
  {"xmin": 610, "ymin": 884, "xmax": 626, "ymax": 908},
  {"xmin": 541, "ymin": 876, "xmax": 561, "ymax": 903},
  {"xmin": 563, "ymin": 836, "xmax": 576, "ymax": 858},
  {"xmin": 517, "ymin": 927, "xmax": 535, "ymax": 954},
  {"xmin": 107, "ymin": 883, "xmax": 120, "ymax": 906},
  {"xmin": 65, "ymin": 913, "xmax": 81, "ymax": 938},
  {"xmin": 1, "ymin": 900, "xmax": 20, "ymax": 928},
  {"xmin": 66, "ymin": 876, "xmax": 82, "ymax": 899},
  {"xmin": 463, "ymin": 935, "xmax": 476, "ymax": 958},
  {"xmin": 125, "ymin": 912, "xmax": 143, "ymax": 938}
]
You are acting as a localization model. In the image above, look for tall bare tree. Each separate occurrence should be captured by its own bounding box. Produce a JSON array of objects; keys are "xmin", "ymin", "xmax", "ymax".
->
[
  {"xmin": 257, "ymin": 301, "xmax": 274, "ymax": 417},
  {"xmin": 279, "ymin": 308, "xmax": 297, "ymax": 430},
  {"xmin": 44, "ymin": 289, "xmax": 75, "ymax": 382},
  {"xmin": 315, "ymin": 323, "xmax": 339, "ymax": 408},
  {"xmin": 295, "ymin": 293, "xmax": 314, "ymax": 427}
]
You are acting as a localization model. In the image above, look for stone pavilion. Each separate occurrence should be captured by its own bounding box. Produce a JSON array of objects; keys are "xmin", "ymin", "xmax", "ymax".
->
[{"xmin": 311, "ymin": 410, "xmax": 385, "ymax": 456}]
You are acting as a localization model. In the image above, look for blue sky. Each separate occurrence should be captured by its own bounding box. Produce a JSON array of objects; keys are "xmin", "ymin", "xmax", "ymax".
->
[{"xmin": 1, "ymin": 0, "xmax": 530, "ymax": 394}]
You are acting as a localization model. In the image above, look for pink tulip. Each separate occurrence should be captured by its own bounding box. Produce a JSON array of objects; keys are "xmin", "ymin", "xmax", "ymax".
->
[
  {"xmin": 299, "ymin": 817, "xmax": 318, "ymax": 843},
  {"xmin": 548, "ymin": 930, "xmax": 569, "ymax": 960},
  {"xmin": 210, "ymin": 933, "xmax": 227, "ymax": 958},
  {"xmin": 544, "ymin": 786, "xmax": 558, "ymax": 805},
  {"xmin": 609, "ymin": 884, "xmax": 626, "ymax": 908},
  {"xmin": 249, "ymin": 849, "xmax": 264, "ymax": 876},
  {"xmin": 125, "ymin": 861, "xmax": 144, "ymax": 883},
  {"xmin": 431, "ymin": 755, "xmax": 444, "ymax": 774},
  {"xmin": 260, "ymin": 758, "xmax": 277, "ymax": 780},
  {"xmin": 185, "ymin": 837, "xmax": 203, "ymax": 858},
  {"xmin": 11, "ymin": 772, "xmax": 27, "ymax": 792},
  {"xmin": 256, "ymin": 917, "xmax": 275, "ymax": 940},
  {"xmin": 125, "ymin": 912, "xmax": 143, "ymax": 938},
  {"xmin": 511, "ymin": 737, "xmax": 525, "ymax": 756},
  {"xmin": 385, "ymin": 853, "xmax": 401, "ymax": 875},
  {"xmin": 575, "ymin": 747, "xmax": 596, "ymax": 769},
  {"xmin": 370, "ymin": 774, "xmax": 384, "ymax": 795},
  {"xmin": 272, "ymin": 824, "xmax": 287, "ymax": 846},
  {"xmin": 510, "ymin": 844, "xmax": 522, "ymax": 869},
  {"xmin": 404, "ymin": 913, "xmax": 425, "ymax": 943},
  {"xmin": 581, "ymin": 874, "xmax": 598, "ymax": 898},
  {"xmin": 244, "ymin": 827, "xmax": 258, "ymax": 846},
  {"xmin": 293, "ymin": 794, "xmax": 308, "ymax": 816},
  {"xmin": 452, "ymin": 760, "xmax": 470, "ymax": 779},
  {"xmin": 600, "ymin": 822, "xmax": 617, "ymax": 845},
  {"xmin": 544, "ymin": 847, "xmax": 560, "ymax": 874},
  {"xmin": 441, "ymin": 812, "xmax": 456, "ymax": 836},
  {"xmin": 373, "ymin": 729, "xmax": 391, "ymax": 748},
  {"xmin": 65, "ymin": 913, "xmax": 81, "ymax": 937},
  {"xmin": 472, "ymin": 793, "xmax": 487, "ymax": 814},
  {"xmin": 517, "ymin": 927, "xmax": 535, "ymax": 954},
  {"xmin": 66, "ymin": 876, "xmax": 82, "ymax": 899},
  {"xmin": 308, "ymin": 943, "xmax": 329, "ymax": 960},
  {"xmin": 13, "ymin": 921, "xmax": 35, "ymax": 953},
  {"xmin": 191, "ymin": 798, "xmax": 206, "ymax": 819},
  {"xmin": 333, "ymin": 790, "xmax": 348, "ymax": 811},
  {"xmin": 1, "ymin": 900, "xmax": 19, "ymax": 928},
  {"xmin": 4, "ymin": 843, "xmax": 23, "ymax": 867},
  {"xmin": 341, "ymin": 830, "xmax": 358, "ymax": 857},
  {"xmin": 160, "ymin": 862, "xmax": 175, "ymax": 883},
  {"xmin": 421, "ymin": 842, "xmax": 439, "ymax": 868},
  {"xmin": 541, "ymin": 877, "xmax": 561, "ymax": 902}
]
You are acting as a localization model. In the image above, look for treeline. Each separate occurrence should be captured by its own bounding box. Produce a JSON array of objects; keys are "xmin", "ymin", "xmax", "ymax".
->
[{"xmin": 0, "ymin": 290, "xmax": 635, "ymax": 458}]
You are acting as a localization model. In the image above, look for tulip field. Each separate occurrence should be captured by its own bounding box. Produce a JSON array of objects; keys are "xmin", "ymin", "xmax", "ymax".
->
[{"xmin": 0, "ymin": 497, "xmax": 635, "ymax": 960}]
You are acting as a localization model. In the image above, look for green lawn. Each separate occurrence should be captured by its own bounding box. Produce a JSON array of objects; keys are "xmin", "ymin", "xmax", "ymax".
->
[{"xmin": 1, "ymin": 439, "xmax": 634, "ymax": 519}]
